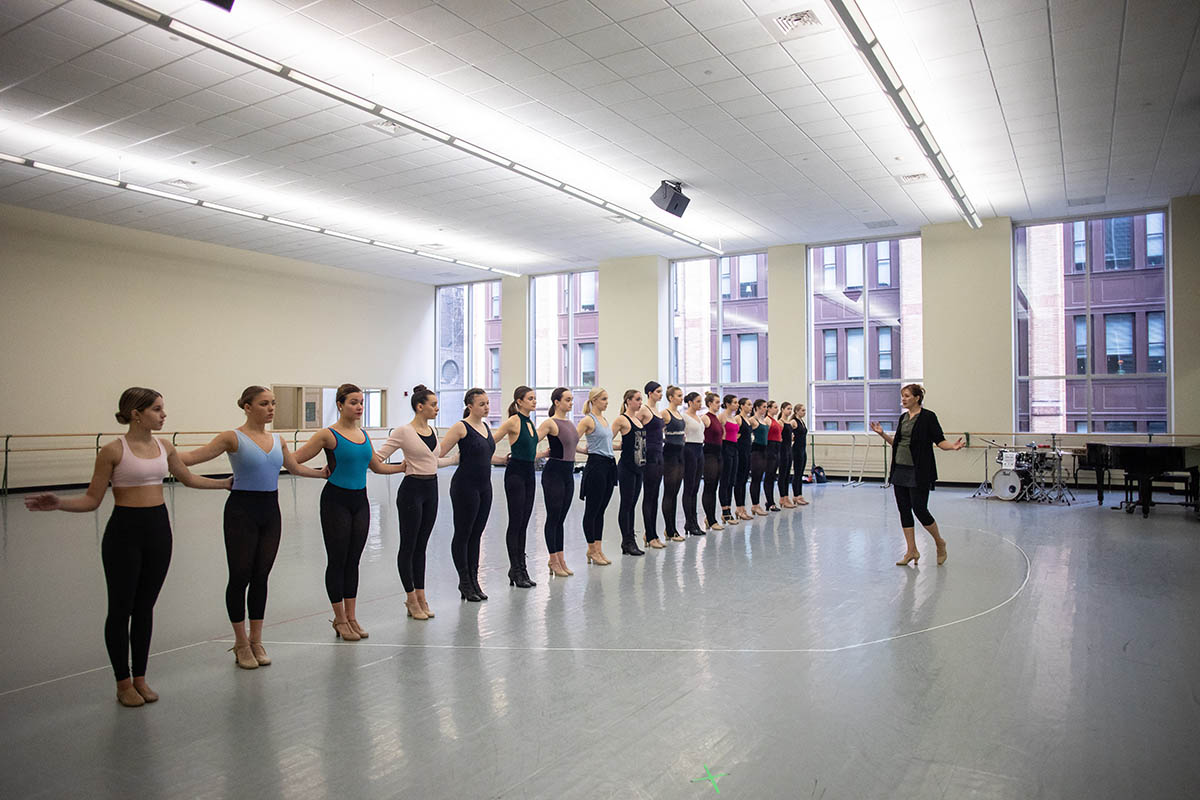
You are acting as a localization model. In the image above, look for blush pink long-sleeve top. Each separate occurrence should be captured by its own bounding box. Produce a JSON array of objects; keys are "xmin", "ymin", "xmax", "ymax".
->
[{"xmin": 377, "ymin": 424, "xmax": 457, "ymax": 475}]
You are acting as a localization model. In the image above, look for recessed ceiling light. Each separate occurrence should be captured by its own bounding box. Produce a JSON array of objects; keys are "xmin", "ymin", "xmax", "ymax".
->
[
  {"xmin": 160, "ymin": 178, "xmax": 205, "ymax": 191},
  {"xmin": 896, "ymin": 173, "xmax": 930, "ymax": 184}
]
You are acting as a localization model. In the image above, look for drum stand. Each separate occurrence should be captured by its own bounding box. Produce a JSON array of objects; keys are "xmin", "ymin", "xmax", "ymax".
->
[{"xmin": 972, "ymin": 443, "xmax": 993, "ymax": 498}]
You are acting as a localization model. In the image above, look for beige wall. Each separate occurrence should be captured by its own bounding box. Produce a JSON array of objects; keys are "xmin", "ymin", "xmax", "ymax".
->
[
  {"xmin": 0, "ymin": 204, "xmax": 433, "ymax": 487},
  {"xmin": 499, "ymin": 274, "xmax": 530, "ymax": 392},
  {"xmin": 1169, "ymin": 195, "xmax": 1200, "ymax": 433},
  {"xmin": 766, "ymin": 244, "xmax": 808, "ymax": 407},
  {"xmin": 918, "ymin": 216, "xmax": 1014, "ymax": 482},
  {"xmin": 596, "ymin": 254, "xmax": 669, "ymax": 404}
]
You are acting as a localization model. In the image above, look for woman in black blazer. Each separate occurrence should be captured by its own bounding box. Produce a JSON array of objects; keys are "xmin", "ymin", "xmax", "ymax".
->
[{"xmin": 869, "ymin": 384, "xmax": 964, "ymax": 566}]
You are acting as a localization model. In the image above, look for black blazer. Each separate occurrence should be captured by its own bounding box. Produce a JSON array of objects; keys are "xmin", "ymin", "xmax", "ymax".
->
[{"xmin": 889, "ymin": 408, "xmax": 945, "ymax": 490}]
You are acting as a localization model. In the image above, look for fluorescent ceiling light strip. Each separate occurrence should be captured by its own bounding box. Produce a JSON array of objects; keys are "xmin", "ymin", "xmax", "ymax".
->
[
  {"xmin": 489, "ymin": 267, "xmax": 521, "ymax": 277},
  {"xmin": 699, "ymin": 243, "xmax": 724, "ymax": 255},
  {"xmin": 603, "ymin": 202, "xmax": 641, "ymax": 221},
  {"xmin": 93, "ymin": 2, "xmax": 726, "ymax": 253},
  {"xmin": 10, "ymin": 153, "xmax": 507, "ymax": 273},
  {"xmin": 286, "ymin": 70, "xmax": 375, "ymax": 112},
  {"xmin": 827, "ymin": 0, "xmax": 982, "ymax": 230},
  {"xmin": 32, "ymin": 161, "xmax": 120, "ymax": 186},
  {"xmin": 200, "ymin": 201, "xmax": 265, "ymax": 219},
  {"xmin": 95, "ymin": 0, "xmax": 161, "ymax": 24},
  {"xmin": 562, "ymin": 184, "xmax": 603, "ymax": 205},
  {"xmin": 266, "ymin": 216, "xmax": 320, "ymax": 232},
  {"xmin": 511, "ymin": 163, "xmax": 562, "ymax": 187},
  {"xmin": 167, "ymin": 20, "xmax": 282, "ymax": 73},
  {"xmin": 450, "ymin": 138, "xmax": 511, "ymax": 167},
  {"xmin": 672, "ymin": 232, "xmax": 701, "ymax": 246},
  {"xmin": 323, "ymin": 229, "xmax": 371, "ymax": 244},
  {"xmin": 126, "ymin": 183, "xmax": 199, "ymax": 204},
  {"xmin": 377, "ymin": 108, "xmax": 452, "ymax": 143}
]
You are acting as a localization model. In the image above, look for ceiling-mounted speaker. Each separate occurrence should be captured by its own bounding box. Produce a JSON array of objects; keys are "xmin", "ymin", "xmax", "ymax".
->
[
  {"xmin": 201, "ymin": 0, "xmax": 236, "ymax": 10},
  {"xmin": 651, "ymin": 180, "xmax": 690, "ymax": 217}
]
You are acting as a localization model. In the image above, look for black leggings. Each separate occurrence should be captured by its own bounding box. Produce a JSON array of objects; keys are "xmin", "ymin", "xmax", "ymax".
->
[
  {"xmin": 735, "ymin": 444, "xmax": 751, "ymax": 507},
  {"xmin": 682, "ymin": 443, "xmax": 702, "ymax": 531},
  {"xmin": 661, "ymin": 444, "xmax": 684, "ymax": 535},
  {"xmin": 101, "ymin": 505, "xmax": 172, "ymax": 682},
  {"xmin": 764, "ymin": 441, "xmax": 779, "ymax": 506},
  {"xmin": 504, "ymin": 460, "xmax": 536, "ymax": 568},
  {"xmin": 396, "ymin": 475, "xmax": 438, "ymax": 592},
  {"xmin": 642, "ymin": 453, "xmax": 664, "ymax": 540},
  {"xmin": 320, "ymin": 483, "xmax": 370, "ymax": 603},
  {"xmin": 778, "ymin": 442, "xmax": 792, "ymax": 500},
  {"xmin": 719, "ymin": 442, "xmax": 738, "ymax": 510},
  {"xmin": 617, "ymin": 459, "xmax": 643, "ymax": 547},
  {"xmin": 449, "ymin": 469, "xmax": 491, "ymax": 582},
  {"xmin": 894, "ymin": 484, "xmax": 935, "ymax": 528},
  {"xmin": 749, "ymin": 444, "xmax": 766, "ymax": 505},
  {"xmin": 581, "ymin": 454, "xmax": 616, "ymax": 544},
  {"xmin": 223, "ymin": 491, "xmax": 281, "ymax": 623},
  {"xmin": 702, "ymin": 444, "xmax": 722, "ymax": 525},
  {"xmin": 542, "ymin": 459, "xmax": 574, "ymax": 553},
  {"xmin": 792, "ymin": 445, "xmax": 807, "ymax": 496}
]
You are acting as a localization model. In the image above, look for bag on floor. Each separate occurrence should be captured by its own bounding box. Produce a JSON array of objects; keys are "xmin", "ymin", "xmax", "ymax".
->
[{"xmin": 812, "ymin": 466, "xmax": 827, "ymax": 483}]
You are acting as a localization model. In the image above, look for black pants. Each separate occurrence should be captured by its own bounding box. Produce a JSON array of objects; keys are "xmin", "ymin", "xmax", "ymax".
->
[
  {"xmin": 894, "ymin": 484, "xmax": 935, "ymax": 528},
  {"xmin": 581, "ymin": 454, "xmax": 616, "ymax": 544},
  {"xmin": 777, "ymin": 443, "xmax": 792, "ymax": 501},
  {"xmin": 682, "ymin": 443, "xmax": 703, "ymax": 532},
  {"xmin": 735, "ymin": 443, "xmax": 751, "ymax": 506},
  {"xmin": 792, "ymin": 445, "xmax": 807, "ymax": 495},
  {"xmin": 396, "ymin": 475, "xmax": 438, "ymax": 592},
  {"xmin": 319, "ymin": 484, "xmax": 370, "ymax": 603},
  {"xmin": 504, "ymin": 460, "xmax": 536, "ymax": 569},
  {"xmin": 617, "ymin": 458, "xmax": 643, "ymax": 547},
  {"xmin": 749, "ymin": 444, "xmax": 766, "ymax": 505},
  {"xmin": 223, "ymin": 490, "xmax": 281, "ymax": 623},
  {"xmin": 542, "ymin": 459, "xmax": 574, "ymax": 553},
  {"xmin": 642, "ymin": 453, "xmax": 664, "ymax": 540},
  {"xmin": 661, "ymin": 444, "xmax": 684, "ymax": 535},
  {"xmin": 101, "ymin": 505, "xmax": 172, "ymax": 682},
  {"xmin": 764, "ymin": 441, "xmax": 779, "ymax": 506},
  {"xmin": 719, "ymin": 441, "xmax": 738, "ymax": 510},
  {"xmin": 702, "ymin": 444, "xmax": 722, "ymax": 524},
  {"xmin": 449, "ymin": 469, "xmax": 491, "ymax": 582}
]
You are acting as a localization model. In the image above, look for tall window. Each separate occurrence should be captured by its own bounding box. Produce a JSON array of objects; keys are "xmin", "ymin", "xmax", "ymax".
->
[
  {"xmin": 846, "ymin": 244, "xmax": 864, "ymax": 289},
  {"xmin": 878, "ymin": 326, "xmax": 893, "ymax": 378},
  {"xmin": 810, "ymin": 239, "xmax": 922, "ymax": 431},
  {"xmin": 532, "ymin": 271, "xmax": 599, "ymax": 420},
  {"xmin": 669, "ymin": 253, "xmax": 769, "ymax": 399},
  {"xmin": 1015, "ymin": 211, "xmax": 1167, "ymax": 432},
  {"xmin": 436, "ymin": 281, "xmax": 503, "ymax": 426},
  {"xmin": 1103, "ymin": 216, "xmax": 1134, "ymax": 270},
  {"xmin": 1146, "ymin": 213, "xmax": 1164, "ymax": 267},
  {"xmin": 1073, "ymin": 316, "xmax": 1087, "ymax": 375}
]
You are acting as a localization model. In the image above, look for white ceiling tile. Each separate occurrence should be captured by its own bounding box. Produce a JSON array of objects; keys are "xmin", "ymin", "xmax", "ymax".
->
[
  {"xmin": 675, "ymin": 55, "xmax": 740, "ymax": 84},
  {"xmin": 628, "ymin": 68, "xmax": 692, "ymax": 95},
  {"xmin": 555, "ymin": 60, "xmax": 622, "ymax": 88},
  {"xmin": 475, "ymin": 51, "xmax": 546, "ymax": 81},
  {"xmin": 353, "ymin": 21, "xmax": 433, "ymax": 56},
  {"xmin": 396, "ymin": 4, "xmax": 476, "ymax": 42},
  {"xmin": 301, "ymin": 0, "xmax": 386, "ymax": 35},
  {"xmin": 437, "ymin": 65, "xmax": 503, "ymax": 93},
  {"xmin": 621, "ymin": 7, "xmax": 694, "ymax": 46},
  {"xmin": 700, "ymin": 76, "xmax": 759, "ymax": 103},
  {"xmin": 652, "ymin": 86, "xmax": 714, "ymax": 111},
  {"xmin": 601, "ymin": 48, "xmax": 670, "ymax": 78},
  {"xmin": 674, "ymin": 0, "xmax": 757, "ymax": 32},
  {"xmin": 649, "ymin": 32, "xmax": 722, "ymax": 66},
  {"xmin": 583, "ymin": 78, "xmax": 644, "ymax": 105},
  {"xmin": 438, "ymin": 0, "xmax": 526, "ymax": 26},
  {"xmin": 725, "ymin": 43, "xmax": 794, "ymax": 75},
  {"xmin": 520, "ymin": 37, "xmax": 592, "ymax": 69},
  {"xmin": 533, "ymin": 0, "xmax": 611, "ymax": 37},
  {"xmin": 569, "ymin": 23, "xmax": 642, "ymax": 58},
  {"xmin": 703, "ymin": 19, "xmax": 778, "ymax": 54},
  {"xmin": 768, "ymin": 83, "xmax": 825, "ymax": 110}
]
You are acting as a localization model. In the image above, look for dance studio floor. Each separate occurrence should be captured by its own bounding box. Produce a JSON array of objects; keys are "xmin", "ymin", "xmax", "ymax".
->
[{"xmin": 1, "ymin": 472, "xmax": 1197, "ymax": 799}]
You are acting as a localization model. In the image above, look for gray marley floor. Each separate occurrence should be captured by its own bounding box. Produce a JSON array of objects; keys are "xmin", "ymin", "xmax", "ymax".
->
[{"xmin": 0, "ymin": 472, "xmax": 1197, "ymax": 799}]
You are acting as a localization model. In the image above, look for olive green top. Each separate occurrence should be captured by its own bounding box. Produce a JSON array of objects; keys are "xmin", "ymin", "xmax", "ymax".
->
[
  {"xmin": 511, "ymin": 413, "xmax": 537, "ymax": 461},
  {"xmin": 894, "ymin": 412, "xmax": 917, "ymax": 466}
]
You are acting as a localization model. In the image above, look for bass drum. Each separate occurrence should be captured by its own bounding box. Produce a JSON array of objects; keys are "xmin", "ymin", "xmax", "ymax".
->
[{"xmin": 992, "ymin": 469, "xmax": 1026, "ymax": 501}]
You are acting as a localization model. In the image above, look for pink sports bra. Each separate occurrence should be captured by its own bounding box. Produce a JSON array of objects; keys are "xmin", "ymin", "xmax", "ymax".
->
[
  {"xmin": 111, "ymin": 437, "xmax": 168, "ymax": 488},
  {"xmin": 724, "ymin": 420, "xmax": 740, "ymax": 442}
]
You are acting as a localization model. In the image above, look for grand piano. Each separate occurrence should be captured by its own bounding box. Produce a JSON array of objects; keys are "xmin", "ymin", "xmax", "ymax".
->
[{"xmin": 1085, "ymin": 442, "xmax": 1200, "ymax": 517}]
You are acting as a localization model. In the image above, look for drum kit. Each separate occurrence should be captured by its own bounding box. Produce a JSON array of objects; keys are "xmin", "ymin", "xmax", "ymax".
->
[{"xmin": 972, "ymin": 437, "xmax": 1075, "ymax": 504}]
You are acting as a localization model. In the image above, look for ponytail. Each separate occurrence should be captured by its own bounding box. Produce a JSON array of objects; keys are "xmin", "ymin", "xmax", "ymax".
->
[
  {"xmin": 463, "ymin": 387, "xmax": 486, "ymax": 418},
  {"xmin": 621, "ymin": 388, "xmax": 639, "ymax": 413},
  {"xmin": 583, "ymin": 387, "xmax": 606, "ymax": 416},
  {"xmin": 507, "ymin": 385, "xmax": 533, "ymax": 418}
]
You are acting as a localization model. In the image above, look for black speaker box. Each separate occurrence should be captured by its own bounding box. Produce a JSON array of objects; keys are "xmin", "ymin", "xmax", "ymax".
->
[{"xmin": 650, "ymin": 181, "xmax": 690, "ymax": 217}]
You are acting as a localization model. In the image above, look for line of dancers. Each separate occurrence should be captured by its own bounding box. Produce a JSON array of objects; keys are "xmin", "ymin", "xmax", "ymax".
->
[{"xmin": 27, "ymin": 381, "xmax": 971, "ymax": 709}]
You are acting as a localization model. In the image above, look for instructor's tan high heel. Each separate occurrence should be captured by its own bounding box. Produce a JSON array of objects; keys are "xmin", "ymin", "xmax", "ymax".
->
[
  {"xmin": 331, "ymin": 619, "xmax": 361, "ymax": 640},
  {"xmin": 230, "ymin": 642, "xmax": 259, "ymax": 669},
  {"xmin": 895, "ymin": 552, "xmax": 920, "ymax": 567},
  {"xmin": 936, "ymin": 541, "xmax": 948, "ymax": 566}
]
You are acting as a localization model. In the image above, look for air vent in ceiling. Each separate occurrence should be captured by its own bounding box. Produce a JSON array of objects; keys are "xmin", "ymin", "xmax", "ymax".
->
[
  {"xmin": 419, "ymin": 242, "xmax": 447, "ymax": 249},
  {"xmin": 160, "ymin": 178, "xmax": 204, "ymax": 191},
  {"xmin": 760, "ymin": 6, "xmax": 828, "ymax": 41},
  {"xmin": 605, "ymin": 215, "xmax": 629, "ymax": 223},
  {"xmin": 864, "ymin": 219, "xmax": 898, "ymax": 229},
  {"xmin": 896, "ymin": 173, "xmax": 930, "ymax": 185},
  {"xmin": 367, "ymin": 119, "xmax": 414, "ymax": 137},
  {"xmin": 1067, "ymin": 195, "xmax": 1105, "ymax": 207}
]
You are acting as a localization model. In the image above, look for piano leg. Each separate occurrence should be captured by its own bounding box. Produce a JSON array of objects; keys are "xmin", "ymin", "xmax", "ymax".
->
[
  {"xmin": 1140, "ymin": 476, "xmax": 1153, "ymax": 518},
  {"xmin": 1095, "ymin": 467, "xmax": 1105, "ymax": 504}
]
